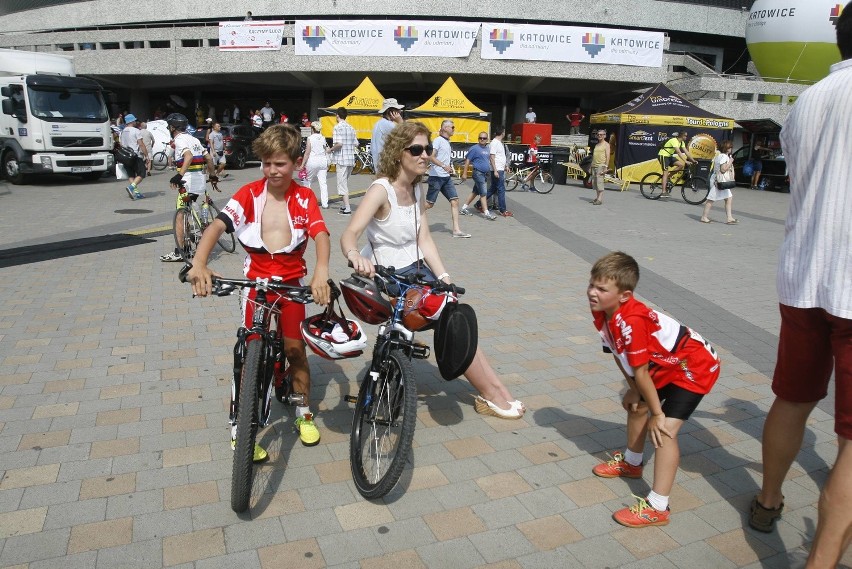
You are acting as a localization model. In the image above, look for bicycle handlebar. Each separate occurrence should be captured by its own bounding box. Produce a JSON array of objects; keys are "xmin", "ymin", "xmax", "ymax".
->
[
  {"xmin": 373, "ymin": 265, "xmax": 465, "ymax": 296},
  {"xmin": 178, "ymin": 263, "xmax": 316, "ymax": 303}
]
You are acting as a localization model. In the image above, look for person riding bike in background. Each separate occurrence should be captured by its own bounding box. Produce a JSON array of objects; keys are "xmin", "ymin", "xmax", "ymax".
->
[
  {"xmin": 657, "ymin": 131, "xmax": 696, "ymax": 199},
  {"xmin": 161, "ymin": 113, "xmax": 218, "ymax": 262}
]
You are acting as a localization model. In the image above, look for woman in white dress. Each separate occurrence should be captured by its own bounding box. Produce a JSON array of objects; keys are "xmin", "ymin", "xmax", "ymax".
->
[
  {"xmin": 303, "ymin": 121, "xmax": 331, "ymax": 208},
  {"xmin": 339, "ymin": 121, "xmax": 525, "ymax": 419},
  {"xmin": 700, "ymin": 140, "xmax": 738, "ymax": 224}
]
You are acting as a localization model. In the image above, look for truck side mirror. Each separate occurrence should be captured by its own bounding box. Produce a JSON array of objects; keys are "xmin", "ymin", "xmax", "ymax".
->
[
  {"xmin": 0, "ymin": 86, "xmax": 9, "ymax": 97},
  {"xmin": 1, "ymin": 98, "xmax": 27, "ymax": 123}
]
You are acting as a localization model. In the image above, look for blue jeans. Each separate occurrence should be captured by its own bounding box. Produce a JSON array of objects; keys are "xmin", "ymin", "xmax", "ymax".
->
[
  {"xmin": 470, "ymin": 169, "xmax": 489, "ymax": 197},
  {"xmin": 487, "ymin": 171, "xmax": 506, "ymax": 212}
]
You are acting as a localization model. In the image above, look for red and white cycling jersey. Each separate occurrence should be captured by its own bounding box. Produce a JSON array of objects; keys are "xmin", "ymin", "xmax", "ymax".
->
[
  {"xmin": 593, "ymin": 296, "xmax": 720, "ymax": 394},
  {"xmin": 218, "ymin": 179, "xmax": 329, "ymax": 282}
]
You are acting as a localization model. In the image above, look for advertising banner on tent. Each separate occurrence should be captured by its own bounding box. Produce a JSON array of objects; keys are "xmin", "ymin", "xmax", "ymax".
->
[
  {"xmin": 295, "ymin": 20, "xmax": 479, "ymax": 57},
  {"xmin": 219, "ymin": 21, "xmax": 286, "ymax": 51},
  {"xmin": 481, "ymin": 23, "xmax": 664, "ymax": 67},
  {"xmin": 617, "ymin": 126, "xmax": 727, "ymax": 181}
]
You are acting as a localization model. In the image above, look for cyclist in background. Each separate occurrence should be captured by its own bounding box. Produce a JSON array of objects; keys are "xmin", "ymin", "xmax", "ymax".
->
[
  {"xmin": 657, "ymin": 131, "xmax": 695, "ymax": 199},
  {"xmin": 521, "ymin": 134, "xmax": 542, "ymax": 192},
  {"xmin": 160, "ymin": 113, "xmax": 217, "ymax": 262}
]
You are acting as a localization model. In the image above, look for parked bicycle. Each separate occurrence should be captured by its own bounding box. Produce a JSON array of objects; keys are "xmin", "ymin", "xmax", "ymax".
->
[
  {"xmin": 151, "ymin": 149, "xmax": 171, "ymax": 171},
  {"xmin": 173, "ymin": 179, "xmax": 236, "ymax": 261},
  {"xmin": 351, "ymin": 145, "xmax": 374, "ymax": 175},
  {"xmin": 505, "ymin": 158, "xmax": 555, "ymax": 194},
  {"xmin": 640, "ymin": 161, "xmax": 709, "ymax": 205},
  {"xmin": 340, "ymin": 265, "xmax": 464, "ymax": 499},
  {"xmin": 178, "ymin": 264, "xmax": 320, "ymax": 513}
]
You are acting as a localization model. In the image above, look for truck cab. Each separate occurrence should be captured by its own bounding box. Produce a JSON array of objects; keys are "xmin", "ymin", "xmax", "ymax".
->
[
  {"xmin": 732, "ymin": 119, "xmax": 787, "ymax": 192},
  {"xmin": 0, "ymin": 49, "xmax": 113, "ymax": 184}
]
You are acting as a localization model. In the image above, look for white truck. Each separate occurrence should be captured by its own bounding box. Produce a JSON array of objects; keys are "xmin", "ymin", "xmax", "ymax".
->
[{"xmin": 0, "ymin": 49, "xmax": 113, "ymax": 184}]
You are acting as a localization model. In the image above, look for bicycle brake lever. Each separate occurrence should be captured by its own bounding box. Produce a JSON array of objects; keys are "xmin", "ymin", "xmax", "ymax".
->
[{"xmin": 216, "ymin": 283, "xmax": 236, "ymax": 296}]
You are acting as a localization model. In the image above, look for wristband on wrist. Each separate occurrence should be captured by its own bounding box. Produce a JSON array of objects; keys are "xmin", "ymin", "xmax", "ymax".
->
[
  {"xmin": 437, "ymin": 272, "xmax": 449, "ymax": 281},
  {"xmin": 346, "ymin": 249, "xmax": 358, "ymax": 258}
]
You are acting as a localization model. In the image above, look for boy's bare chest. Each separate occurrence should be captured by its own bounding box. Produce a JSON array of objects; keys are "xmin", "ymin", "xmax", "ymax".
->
[{"xmin": 260, "ymin": 199, "xmax": 292, "ymax": 251}]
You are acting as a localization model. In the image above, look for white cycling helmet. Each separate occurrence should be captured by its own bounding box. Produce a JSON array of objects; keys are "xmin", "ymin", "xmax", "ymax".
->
[{"xmin": 301, "ymin": 309, "xmax": 368, "ymax": 360}]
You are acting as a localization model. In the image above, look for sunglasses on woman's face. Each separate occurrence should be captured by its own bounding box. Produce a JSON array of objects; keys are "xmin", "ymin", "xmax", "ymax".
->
[{"xmin": 404, "ymin": 144, "xmax": 434, "ymax": 157}]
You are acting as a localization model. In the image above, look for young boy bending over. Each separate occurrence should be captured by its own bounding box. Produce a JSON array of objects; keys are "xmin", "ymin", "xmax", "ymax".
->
[
  {"xmin": 188, "ymin": 124, "xmax": 331, "ymax": 457},
  {"xmin": 588, "ymin": 251, "xmax": 720, "ymax": 527}
]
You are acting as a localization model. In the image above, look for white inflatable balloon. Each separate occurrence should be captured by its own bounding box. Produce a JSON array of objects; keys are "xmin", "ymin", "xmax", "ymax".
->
[{"xmin": 745, "ymin": 0, "xmax": 844, "ymax": 83}]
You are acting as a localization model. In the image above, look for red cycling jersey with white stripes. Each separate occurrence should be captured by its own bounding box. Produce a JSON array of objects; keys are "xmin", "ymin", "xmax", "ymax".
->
[{"xmin": 218, "ymin": 179, "xmax": 329, "ymax": 282}]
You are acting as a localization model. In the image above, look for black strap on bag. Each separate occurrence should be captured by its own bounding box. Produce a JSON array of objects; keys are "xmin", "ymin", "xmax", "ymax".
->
[{"xmin": 115, "ymin": 146, "xmax": 137, "ymax": 166}]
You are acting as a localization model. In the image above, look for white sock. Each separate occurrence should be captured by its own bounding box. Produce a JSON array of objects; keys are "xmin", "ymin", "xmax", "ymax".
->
[
  {"xmin": 624, "ymin": 449, "xmax": 644, "ymax": 466},
  {"xmin": 647, "ymin": 491, "xmax": 669, "ymax": 511},
  {"xmin": 296, "ymin": 405, "xmax": 310, "ymax": 418}
]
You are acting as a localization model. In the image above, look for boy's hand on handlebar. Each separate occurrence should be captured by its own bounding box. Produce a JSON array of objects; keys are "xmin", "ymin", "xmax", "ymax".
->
[
  {"xmin": 309, "ymin": 272, "xmax": 331, "ymax": 306},
  {"xmin": 187, "ymin": 263, "xmax": 218, "ymax": 297}
]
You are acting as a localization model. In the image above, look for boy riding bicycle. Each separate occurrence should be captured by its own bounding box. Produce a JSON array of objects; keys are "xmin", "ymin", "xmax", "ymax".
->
[
  {"xmin": 587, "ymin": 252, "xmax": 721, "ymax": 528},
  {"xmin": 521, "ymin": 134, "xmax": 542, "ymax": 191},
  {"xmin": 657, "ymin": 131, "xmax": 696, "ymax": 198},
  {"xmin": 187, "ymin": 124, "xmax": 332, "ymax": 457}
]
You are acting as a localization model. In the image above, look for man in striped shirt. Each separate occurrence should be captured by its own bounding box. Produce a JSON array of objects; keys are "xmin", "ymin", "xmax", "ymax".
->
[{"xmin": 751, "ymin": 5, "xmax": 852, "ymax": 567}]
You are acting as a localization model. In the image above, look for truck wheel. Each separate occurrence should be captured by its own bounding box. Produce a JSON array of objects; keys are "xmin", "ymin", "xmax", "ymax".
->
[{"xmin": 3, "ymin": 152, "xmax": 28, "ymax": 185}]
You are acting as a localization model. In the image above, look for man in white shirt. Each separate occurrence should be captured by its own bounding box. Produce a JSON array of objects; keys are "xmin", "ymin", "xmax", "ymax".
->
[
  {"xmin": 426, "ymin": 120, "xmax": 469, "ymax": 238},
  {"xmin": 329, "ymin": 107, "xmax": 357, "ymax": 214},
  {"xmin": 371, "ymin": 98, "xmax": 404, "ymax": 169},
  {"xmin": 260, "ymin": 102, "xmax": 275, "ymax": 129},
  {"xmin": 751, "ymin": 7, "xmax": 852, "ymax": 567},
  {"xmin": 525, "ymin": 106, "xmax": 536, "ymax": 123},
  {"xmin": 118, "ymin": 113, "xmax": 147, "ymax": 199},
  {"xmin": 486, "ymin": 125, "xmax": 511, "ymax": 217}
]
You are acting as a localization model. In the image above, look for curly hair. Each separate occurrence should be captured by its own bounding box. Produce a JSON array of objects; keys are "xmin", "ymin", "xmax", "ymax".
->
[
  {"xmin": 376, "ymin": 121, "xmax": 431, "ymax": 183},
  {"xmin": 252, "ymin": 124, "xmax": 302, "ymax": 161},
  {"xmin": 590, "ymin": 251, "xmax": 639, "ymax": 292}
]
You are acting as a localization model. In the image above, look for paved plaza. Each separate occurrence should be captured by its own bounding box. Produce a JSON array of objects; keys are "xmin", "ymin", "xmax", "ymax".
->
[{"xmin": 0, "ymin": 166, "xmax": 847, "ymax": 568}]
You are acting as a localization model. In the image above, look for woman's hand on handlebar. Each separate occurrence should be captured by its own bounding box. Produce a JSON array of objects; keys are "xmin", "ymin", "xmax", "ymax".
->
[
  {"xmin": 348, "ymin": 251, "xmax": 375, "ymax": 278},
  {"xmin": 187, "ymin": 263, "xmax": 219, "ymax": 297}
]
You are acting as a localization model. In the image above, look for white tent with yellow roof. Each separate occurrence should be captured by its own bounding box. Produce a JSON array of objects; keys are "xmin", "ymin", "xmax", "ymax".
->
[
  {"xmin": 319, "ymin": 77, "xmax": 387, "ymax": 140},
  {"xmin": 406, "ymin": 77, "xmax": 491, "ymax": 143}
]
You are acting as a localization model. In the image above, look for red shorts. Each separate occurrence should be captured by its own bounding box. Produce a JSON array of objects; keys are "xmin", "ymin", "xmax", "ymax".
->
[
  {"xmin": 772, "ymin": 304, "xmax": 852, "ymax": 439},
  {"xmin": 241, "ymin": 284, "xmax": 306, "ymax": 341}
]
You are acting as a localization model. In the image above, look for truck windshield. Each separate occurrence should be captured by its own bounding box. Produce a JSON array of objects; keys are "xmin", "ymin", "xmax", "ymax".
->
[{"xmin": 28, "ymin": 86, "xmax": 108, "ymax": 123}]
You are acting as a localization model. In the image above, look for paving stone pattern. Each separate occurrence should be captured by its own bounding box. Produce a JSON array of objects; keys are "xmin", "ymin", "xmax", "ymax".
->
[{"xmin": 0, "ymin": 169, "xmax": 848, "ymax": 568}]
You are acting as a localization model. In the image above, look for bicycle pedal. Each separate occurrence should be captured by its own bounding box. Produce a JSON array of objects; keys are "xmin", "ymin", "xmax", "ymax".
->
[
  {"xmin": 411, "ymin": 343, "xmax": 430, "ymax": 360},
  {"xmin": 344, "ymin": 395, "xmax": 358, "ymax": 404}
]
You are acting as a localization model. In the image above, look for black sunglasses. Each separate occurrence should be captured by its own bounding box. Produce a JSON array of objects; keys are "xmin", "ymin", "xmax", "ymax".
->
[
  {"xmin": 404, "ymin": 144, "xmax": 434, "ymax": 157},
  {"xmin": 478, "ymin": 136, "xmax": 488, "ymax": 140}
]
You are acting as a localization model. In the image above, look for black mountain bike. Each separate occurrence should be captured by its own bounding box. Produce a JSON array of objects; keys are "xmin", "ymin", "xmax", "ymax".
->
[
  {"xmin": 640, "ymin": 161, "xmax": 709, "ymax": 205},
  {"xmin": 179, "ymin": 264, "xmax": 321, "ymax": 513},
  {"xmin": 346, "ymin": 266, "xmax": 464, "ymax": 499}
]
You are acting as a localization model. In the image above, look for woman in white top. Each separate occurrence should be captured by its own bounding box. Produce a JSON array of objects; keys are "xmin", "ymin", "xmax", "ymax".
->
[
  {"xmin": 340, "ymin": 121, "xmax": 525, "ymax": 419},
  {"xmin": 700, "ymin": 140, "xmax": 737, "ymax": 224},
  {"xmin": 303, "ymin": 121, "xmax": 331, "ymax": 208}
]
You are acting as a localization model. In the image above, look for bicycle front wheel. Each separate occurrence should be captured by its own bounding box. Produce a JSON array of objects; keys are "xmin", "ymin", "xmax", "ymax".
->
[
  {"xmin": 350, "ymin": 349, "xmax": 416, "ymax": 499},
  {"xmin": 536, "ymin": 171, "xmax": 555, "ymax": 194},
  {"xmin": 173, "ymin": 207, "xmax": 200, "ymax": 261},
  {"xmin": 152, "ymin": 151, "xmax": 168, "ymax": 171},
  {"xmin": 351, "ymin": 157, "xmax": 364, "ymax": 175},
  {"xmin": 206, "ymin": 200, "xmax": 236, "ymax": 252},
  {"xmin": 640, "ymin": 172, "xmax": 664, "ymax": 200},
  {"xmin": 682, "ymin": 177, "xmax": 710, "ymax": 205},
  {"xmin": 231, "ymin": 339, "xmax": 263, "ymax": 513}
]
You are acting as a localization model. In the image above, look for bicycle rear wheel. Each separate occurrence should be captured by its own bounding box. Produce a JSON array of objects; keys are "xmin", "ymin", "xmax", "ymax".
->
[
  {"xmin": 681, "ymin": 177, "xmax": 710, "ymax": 205},
  {"xmin": 205, "ymin": 200, "xmax": 236, "ymax": 252},
  {"xmin": 505, "ymin": 171, "xmax": 519, "ymax": 191},
  {"xmin": 536, "ymin": 171, "xmax": 555, "ymax": 194},
  {"xmin": 640, "ymin": 172, "xmax": 664, "ymax": 200},
  {"xmin": 231, "ymin": 339, "xmax": 263, "ymax": 513},
  {"xmin": 351, "ymin": 156, "xmax": 364, "ymax": 175},
  {"xmin": 350, "ymin": 349, "xmax": 416, "ymax": 499},
  {"xmin": 173, "ymin": 207, "xmax": 201, "ymax": 261}
]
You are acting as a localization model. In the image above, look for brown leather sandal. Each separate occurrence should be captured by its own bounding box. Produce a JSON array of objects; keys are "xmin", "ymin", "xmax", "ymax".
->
[{"xmin": 749, "ymin": 495, "xmax": 783, "ymax": 533}]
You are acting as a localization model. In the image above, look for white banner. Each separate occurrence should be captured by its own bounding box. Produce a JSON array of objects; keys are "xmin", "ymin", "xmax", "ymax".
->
[
  {"xmin": 481, "ymin": 23, "xmax": 664, "ymax": 67},
  {"xmin": 295, "ymin": 20, "xmax": 478, "ymax": 57},
  {"xmin": 219, "ymin": 21, "xmax": 286, "ymax": 51}
]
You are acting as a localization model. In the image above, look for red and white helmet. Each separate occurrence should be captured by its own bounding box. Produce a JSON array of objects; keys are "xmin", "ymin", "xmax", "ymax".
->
[{"xmin": 301, "ymin": 310, "xmax": 368, "ymax": 360}]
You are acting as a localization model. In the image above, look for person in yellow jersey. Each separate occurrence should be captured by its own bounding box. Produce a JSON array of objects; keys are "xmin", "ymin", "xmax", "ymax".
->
[{"xmin": 657, "ymin": 131, "xmax": 695, "ymax": 198}]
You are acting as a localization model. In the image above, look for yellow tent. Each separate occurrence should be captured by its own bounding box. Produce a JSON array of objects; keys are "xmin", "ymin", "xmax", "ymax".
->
[
  {"xmin": 319, "ymin": 77, "xmax": 386, "ymax": 140},
  {"xmin": 407, "ymin": 77, "xmax": 491, "ymax": 143}
]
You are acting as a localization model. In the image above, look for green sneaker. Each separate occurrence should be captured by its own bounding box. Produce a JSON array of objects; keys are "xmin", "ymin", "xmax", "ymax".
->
[
  {"xmin": 231, "ymin": 438, "xmax": 269, "ymax": 463},
  {"xmin": 295, "ymin": 414, "xmax": 320, "ymax": 446}
]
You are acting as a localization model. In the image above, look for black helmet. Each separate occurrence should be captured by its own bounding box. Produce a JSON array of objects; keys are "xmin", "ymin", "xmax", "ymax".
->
[{"xmin": 166, "ymin": 113, "xmax": 189, "ymax": 131}]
